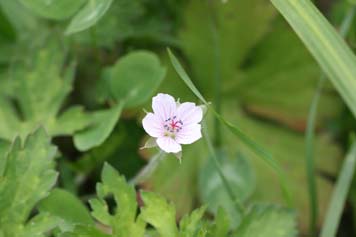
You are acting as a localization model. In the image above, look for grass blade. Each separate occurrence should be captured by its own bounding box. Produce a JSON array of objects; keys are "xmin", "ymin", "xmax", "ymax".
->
[
  {"xmin": 320, "ymin": 141, "xmax": 356, "ymax": 237},
  {"xmin": 270, "ymin": 0, "xmax": 356, "ymax": 119}
]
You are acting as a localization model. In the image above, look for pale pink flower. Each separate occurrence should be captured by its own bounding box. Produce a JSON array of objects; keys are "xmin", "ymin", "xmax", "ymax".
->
[{"xmin": 142, "ymin": 93, "xmax": 203, "ymax": 155}]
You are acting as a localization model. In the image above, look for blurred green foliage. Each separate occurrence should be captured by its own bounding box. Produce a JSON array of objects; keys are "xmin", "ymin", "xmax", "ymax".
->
[{"xmin": 0, "ymin": 0, "xmax": 355, "ymax": 236}]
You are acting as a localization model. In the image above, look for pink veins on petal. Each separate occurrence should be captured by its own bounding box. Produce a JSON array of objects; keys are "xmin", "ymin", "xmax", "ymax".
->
[{"xmin": 142, "ymin": 93, "xmax": 203, "ymax": 154}]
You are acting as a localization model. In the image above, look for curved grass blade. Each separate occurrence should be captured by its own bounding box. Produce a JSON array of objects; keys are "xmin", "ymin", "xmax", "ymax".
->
[
  {"xmin": 168, "ymin": 48, "xmax": 292, "ymax": 206},
  {"xmin": 320, "ymin": 141, "xmax": 356, "ymax": 237},
  {"xmin": 304, "ymin": 6, "xmax": 356, "ymax": 235},
  {"xmin": 270, "ymin": 0, "xmax": 356, "ymax": 119}
]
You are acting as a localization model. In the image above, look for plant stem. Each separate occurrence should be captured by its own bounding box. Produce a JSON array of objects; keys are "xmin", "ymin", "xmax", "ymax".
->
[
  {"xmin": 209, "ymin": 3, "xmax": 222, "ymax": 148},
  {"xmin": 305, "ymin": 6, "xmax": 355, "ymax": 235},
  {"xmin": 320, "ymin": 141, "xmax": 356, "ymax": 237},
  {"xmin": 203, "ymin": 121, "xmax": 246, "ymax": 215},
  {"xmin": 130, "ymin": 150, "xmax": 166, "ymax": 185}
]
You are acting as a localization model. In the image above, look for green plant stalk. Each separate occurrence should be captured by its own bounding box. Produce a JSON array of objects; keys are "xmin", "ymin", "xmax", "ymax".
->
[
  {"xmin": 203, "ymin": 121, "xmax": 246, "ymax": 215},
  {"xmin": 305, "ymin": 6, "xmax": 355, "ymax": 235},
  {"xmin": 305, "ymin": 75, "xmax": 325, "ymax": 235},
  {"xmin": 130, "ymin": 150, "xmax": 166, "ymax": 185},
  {"xmin": 210, "ymin": 9, "xmax": 222, "ymax": 148},
  {"xmin": 320, "ymin": 141, "xmax": 356, "ymax": 237}
]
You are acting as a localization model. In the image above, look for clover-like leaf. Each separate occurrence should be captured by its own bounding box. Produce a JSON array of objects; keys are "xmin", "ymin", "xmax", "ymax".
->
[
  {"xmin": 102, "ymin": 50, "xmax": 166, "ymax": 108},
  {"xmin": 233, "ymin": 204, "xmax": 298, "ymax": 237},
  {"xmin": 0, "ymin": 128, "xmax": 60, "ymax": 237},
  {"xmin": 199, "ymin": 151, "xmax": 255, "ymax": 227}
]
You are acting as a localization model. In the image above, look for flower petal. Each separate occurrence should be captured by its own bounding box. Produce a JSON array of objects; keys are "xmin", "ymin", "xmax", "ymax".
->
[
  {"xmin": 176, "ymin": 124, "xmax": 202, "ymax": 144},
  {"xmin": 142, "ymin": 113, "xmax": 163, "ymax": 138},
  {"xmin": 156, "ymin": 136, "xmax": 182, "ymax": 153},
  {"xmin": 177, "ymin": 102, "xmax": 203, "ymax": 125},
  {"xmin": 152, "ymin": 93, "xmax": 176, "ymax": 121}
]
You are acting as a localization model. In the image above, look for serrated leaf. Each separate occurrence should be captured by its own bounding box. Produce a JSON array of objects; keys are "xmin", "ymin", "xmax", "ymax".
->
[
  {"xmin": 38, "ymin": 188, "xmax": 94, "ymax": 229},
  {"xmin": 233, "ymin": 204, "xmax": 297, "ymax": 237},
  {"xmin": 207, "ymin": 207, "xmax": 230, "ymax": 237},
  {"xmin": 0, "ymin": 128, "xmax": 59, "ymax": 237},
  {"xmin": 179, "ymin": 206, "xmax": 207, "ymax": 237},
  {"xmin": 198, "ymin": 151, "xmax": 255, "ymax": 227},
  {"xmin": 74, "ymin": 102, "xmax": 124, "ymax": 151},
  {"xmin": 103, "ymin": 51, "xmax": 166, "ymax": 108},
  {"xmin": 19, "ymin": 0, "xmax": 86, "ymax": 20},
  {"xmin": 140, "ymin": 191, "xmax": 179, "ymax": 237},
  {"xmin": 69, "ymin": 163, "xmax": 145, "ymax": 237},
  {"xmin": 0, "ymin": 42, "xmax": 91, "ymax": 141},
  {"xmin": 66, "ymin": 0, "xmax": 113, "ymax": 35}
]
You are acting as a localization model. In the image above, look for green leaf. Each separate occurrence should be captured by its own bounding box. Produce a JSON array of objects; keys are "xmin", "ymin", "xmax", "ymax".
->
[
  {"xmin": 270, "ymin": 0, "xmax": 356, "ymax": 119},
  {"xmin": 74, "ymin": 102, "xmax": 124, "ymax": 151},
  {"xmin": 0, "ymin": 42, "xmax": 91, "ymax": 141},
  {"xmin": 19, "ymin": 0, "xmax": 86, "ymax": 20},
  {"xmin": 179, "ymin": 206, "xmax": 207, "ymax": 237},
  {"xmin": 87, "ymin": 163, "xmax": 145, "ymax": 237},
  {"xmin": 198, "ymin": 151, "xmax": 255, "ymax": 227},
  {"xmin": 179, "ymin": 0, "xmax": 275, "ymax": 96},
  {"xmin": 65, "ymin": 0, "xmax": 113, "ymax": 35},
  {"xmin": 207, "ymin": 208, "xmax": 230, "ymax": 237},
  {"xmin": 320, "ymin": 142, "xmax": 356, "ymax": 237},
  {"xmin": 103, "ymin": 51, "xmax": 166, "ymax": 108},
  {"xmin": 140, "ymin": 191, "xmax": 179, "ymax": 237},
  {"xmin": 59, "ymin": 225, "xmax": 111, "ymax": 237},
  {"xmin": 0, "ymin": 5, "xmax": 16, "ymax": 42},
  {"xmin": 0, "ymin": 128, "xmax": 59, "ymax": 237},
  {"xmin": 233, "ymin": 204, "xmax": 298, "ymax": 237},
  {"xmin": 38, "ymin": 188, "xmax": 94, "ymax": 229}
]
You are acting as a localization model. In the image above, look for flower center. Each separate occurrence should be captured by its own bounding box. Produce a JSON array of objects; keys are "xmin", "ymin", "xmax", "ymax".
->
[{"xmin": 163, "ymin": 115, "xmax": 183, "ymax": 137}]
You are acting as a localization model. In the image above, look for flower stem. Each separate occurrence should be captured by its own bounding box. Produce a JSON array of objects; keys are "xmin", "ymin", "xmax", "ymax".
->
[
  {"xmin": 130, "ymin": 150, "xmax": 166, "ymax": 185},
  {"xmin": 203, "ymin": 121, "xmax": 246, "ymax": 215}
]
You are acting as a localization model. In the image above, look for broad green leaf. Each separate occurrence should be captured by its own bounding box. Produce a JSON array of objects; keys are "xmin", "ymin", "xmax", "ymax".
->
[
  {"xmin": 38, "ymin": 188, "xmax": 94, "ymax": 229},
  {"xmin": 103, "ymin": 51, "xmax": 166, "ymax": 108},
  {"xmin": 140, "ymin": 191, "xmax": 179, "ymax": 237},
  {"xmin": 179, "ymin": 0, "xmax": 275, "ymax": 96},
  {"xmin": 0, "ymin": 128, "xmax": 59, "ymax": 237},
  {"xmin": 222, "ymin": 100, "xmax": 342, "ymax": 231},
  {"xmin": 270, "ymin": 0, "xmax": 356, "ymax": 118},
  {"xmin": 233, "ymin": 204, "xmax": 297, "ymax": 237},
  {"xmin": 198, "ymin": 151, "xmax": 255, "ymax": 227},
  {"xmin": 19, "ymin": 0, "xmax": 86, "ymax": 20},
  {"xmin": 236, "ymin": 19, "xmax": 341, "ymax": 129},
  {"xmin": 320, "ymin": 142, "xmax": 356, "ymax": 237},
  {"xmin": 66, "ymin": 0, "xmax": 113, "ymax": 35},
  {"xmin": 74, "ymin": 102, "xmax": 124, "ymax": 151},
  {"xmin": 0, "ymin": 43, "xmax": 91, "ymax": 141}
]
